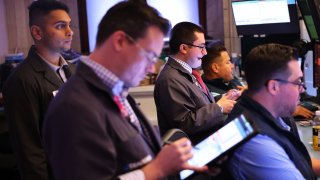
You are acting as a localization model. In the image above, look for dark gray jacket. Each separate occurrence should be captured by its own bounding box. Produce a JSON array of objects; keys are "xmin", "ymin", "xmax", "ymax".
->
[
  {"xmin": 43, "ymin": 61, "xmax": 161, "ymax": 179},
  {"xmin": 154, "ymin": 57, "xmax": 224, "ymax": 144},
  {"xmin": 3, "ymin": 45, "xmax": 75, "ymax": 180}
]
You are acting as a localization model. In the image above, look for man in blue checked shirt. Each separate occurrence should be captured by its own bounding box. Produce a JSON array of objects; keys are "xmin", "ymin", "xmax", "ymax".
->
[{"xmin": 42, "ymin": 2, "xmax": 213, "ymax": 179}]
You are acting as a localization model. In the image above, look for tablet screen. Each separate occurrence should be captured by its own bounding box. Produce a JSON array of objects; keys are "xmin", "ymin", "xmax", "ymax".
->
[{"xmin": 180, "ymin": 114, "xmax": 256, "ymax": 179}]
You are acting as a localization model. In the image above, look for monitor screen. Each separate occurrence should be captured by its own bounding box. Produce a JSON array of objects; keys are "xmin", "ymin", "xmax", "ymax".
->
[
  {"xmin": 297, "ymin": 0, "xmax": 320, "ymax": 41},
  {"xmin": 231, "ymin": 0, "xmax": 300, "ymax": 35},
  {"xmin": 232, "ymin": 0, "xmax": 290, "ymax": 26}
]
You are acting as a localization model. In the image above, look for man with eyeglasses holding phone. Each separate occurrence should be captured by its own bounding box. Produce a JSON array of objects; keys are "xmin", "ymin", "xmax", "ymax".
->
[
  {"xmin": 154, "ymin": 22, "xmax": 236, "ymax": 144},
  {"xmin": 225, "ymin": 43, "xmax": 320, "ymax": 179}
]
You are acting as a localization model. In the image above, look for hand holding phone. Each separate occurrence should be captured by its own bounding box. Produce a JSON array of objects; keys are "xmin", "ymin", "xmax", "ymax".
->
[{"xmin": 225, "ymin": 89, "xmax": 241, "ymax": 100}]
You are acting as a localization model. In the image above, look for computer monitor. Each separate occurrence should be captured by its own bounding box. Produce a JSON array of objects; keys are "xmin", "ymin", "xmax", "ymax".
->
[
  {"xmin": 297, "ymin": 0, "xmax": 320, "ymax": 41},
  {"xmin": 231, "ymin": 0, "xmax": 300, "ymax": 36}
]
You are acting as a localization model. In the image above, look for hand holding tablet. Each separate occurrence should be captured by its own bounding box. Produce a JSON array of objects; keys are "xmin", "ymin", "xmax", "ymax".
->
[{"xmin": 180, "ymin": 114, "xmax": 258, "ymax": 179}]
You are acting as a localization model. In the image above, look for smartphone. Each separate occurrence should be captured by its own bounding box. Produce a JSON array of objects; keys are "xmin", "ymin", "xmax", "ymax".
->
[{"xmin": 180, "ymin": 114, "xmax": 258, "ymax": 179}]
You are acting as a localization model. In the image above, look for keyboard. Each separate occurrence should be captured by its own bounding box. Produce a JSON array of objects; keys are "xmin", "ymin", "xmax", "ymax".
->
[{"xmin": 299, "ymin": 101, "xmax": 320, "ymax": 112}]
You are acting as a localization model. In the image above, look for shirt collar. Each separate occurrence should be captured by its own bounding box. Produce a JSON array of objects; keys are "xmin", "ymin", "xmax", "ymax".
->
[
  {"xmin": 277, "ymin": 117, "xmax": 291, "ymax": 131},
  {"xmin": 36, "ymin": 52, "xmax": 68, "ymax": 71},
  {"xmin": 170, "ymin": 56, "xmax": 192, "ymax": 74},
  {"xmin": 80, "ymin": 56, "xmax": 125, "ymax": 96}
]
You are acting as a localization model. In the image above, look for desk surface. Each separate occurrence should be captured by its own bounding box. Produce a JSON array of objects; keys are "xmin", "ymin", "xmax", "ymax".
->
[{"xmin": 296, "ymin": 122, "xmax": 320, "ymax": 159}]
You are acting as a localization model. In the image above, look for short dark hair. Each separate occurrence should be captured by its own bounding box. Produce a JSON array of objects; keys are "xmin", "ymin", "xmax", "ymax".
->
[
  {"xmin": 201, "ymin": 44, "xmax": 227, "ymax": 75},
  {"xmin": 96, "ymin": 1, "xmax": 171, "ymax": 47},
  {"xmin": 28, "ymin": 1, "xmax": 69, "ymax": 27},
  {"xmin": 169, "ymin": 22, "xmax": 205, "ymax": 55},
  {"xmin": 245, "ymin": 43, "xmax": 299, "ymax": 93}
]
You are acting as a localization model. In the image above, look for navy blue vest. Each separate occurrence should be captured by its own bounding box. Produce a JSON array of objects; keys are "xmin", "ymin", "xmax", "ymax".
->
[{"xmin": 227, "ymin": 94, "xmax": 316, "ymax": 179}]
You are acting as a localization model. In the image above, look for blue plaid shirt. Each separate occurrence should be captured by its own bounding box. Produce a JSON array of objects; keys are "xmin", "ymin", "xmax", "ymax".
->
[{"xmin": 80, "ymin": 56, "xmax": 141, "ymax": 131}]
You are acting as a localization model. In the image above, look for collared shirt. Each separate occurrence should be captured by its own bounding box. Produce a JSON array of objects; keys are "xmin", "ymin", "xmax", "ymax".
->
[
  {"xmin": 37, "ymin": 52, "xmax": 69, "ymax": 82},
  {"xmin": 81, "ymin": 57, "xmax": 141, "ymax": 126},
  {"xmin": 170, "ymin": 56, "xmax": 192, "ymax": 74},
  {"xmin": 278, "ymin": 117, "xmax": 291, "ymax": 131},
  {"xmin": 227, "ymin": 93, "xmax": 312, "ymax": 179},
  {"xmin": 80, "ymin": 56, "xmax": 124, "ymax": 95},
  {"xmin": 228, "ymin": 134, "xmax": 304, "ymax": 179},
  {"xmin": 228, "ymin": 116, "xmax": 302, "ymax": 179},
  {"xmin": 80, "ymin": 56, "xmax": 145, "ymax": 180},
  {"xmin": 170, "ymin": 57, "xmax": 207, "ymax": 92}
]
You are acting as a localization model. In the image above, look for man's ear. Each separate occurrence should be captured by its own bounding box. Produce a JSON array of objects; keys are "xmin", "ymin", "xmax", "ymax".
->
[
  {"xmin": 266, "ymin": 80, "xmax": 279, "ymax": 95},
  {"xmin": 111, "ymin": 31, "xmax": 127, "ymax": 51},
  {"xmin": 179, "ymin": 44, "xmax": 188, "ymax": 54},
  {"xmin": 212, "ymin": 63, "xmax": 219, "ymax": 73},
  {"xmin": 30, "ymin": 25, "xmax": 42, "ymax": 41}
]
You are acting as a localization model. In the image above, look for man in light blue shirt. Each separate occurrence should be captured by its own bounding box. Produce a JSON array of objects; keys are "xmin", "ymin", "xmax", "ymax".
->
[{"xmin": 226, "ymin": 43, "xmax": 320, "ymax": 179}]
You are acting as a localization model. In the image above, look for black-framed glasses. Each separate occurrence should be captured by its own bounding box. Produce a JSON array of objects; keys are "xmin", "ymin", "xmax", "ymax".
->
[
  {"xmin": 182, "ymin": 43, "xmax": 206, "ymax": 51},
  {"xmin": 273, "ymin": 78, "xmax": 306, "ymax": 91},
  {"xmin": 125, "ymin": 33, "xmax": 159, "ymax": 64}
]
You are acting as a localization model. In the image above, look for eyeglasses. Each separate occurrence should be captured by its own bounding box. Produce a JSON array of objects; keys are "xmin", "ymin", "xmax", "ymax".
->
[
  {"xmin": 125, "ymin": 33, "xmax": 158, "ymax": 64},
  {"xmin": 182, "ymin": 43, "xmax": 206, "ymax": 52},
  {"xmin": 273, "ymin": 78, "xmax": 306, "ymax": 91}
]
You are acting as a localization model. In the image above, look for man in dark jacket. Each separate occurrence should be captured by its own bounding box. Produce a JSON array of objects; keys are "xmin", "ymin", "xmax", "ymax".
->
[
  {"xmin": 201, "ymin": 44, "xmax": 245, "ymax": 101},
  {"xmin": 154, "ymin": 22, "xmax": 237, "ymax": 144},
  {"xmin": 42, "ymin": 2, "xmax": 210, "ymax": 179},
  {"xmin": 2, "ymin": 1, "xmax": 75, "ymax": 179},
  {"xmin": 202, "ymin": 43, "xmax": 314, "ymax": 119}
]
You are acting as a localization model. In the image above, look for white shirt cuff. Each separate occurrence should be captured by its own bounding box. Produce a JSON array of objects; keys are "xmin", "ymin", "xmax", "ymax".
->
[{"xmin": 118, "ymin": 169, "xmax": 145, "ymax": 180}]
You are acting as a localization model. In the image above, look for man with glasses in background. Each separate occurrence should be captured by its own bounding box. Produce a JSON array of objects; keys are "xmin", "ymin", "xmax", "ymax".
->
[
  {"xmin": 154, "ymin": 22, "xmax": 237, "ymax": 144},
  {"xmin": 225, "ymin": 43, "xmax": 320, "ymax": 179},
  {"xmin": 202, "ymin": 43, "xmax": 313, "ymax": 118}
]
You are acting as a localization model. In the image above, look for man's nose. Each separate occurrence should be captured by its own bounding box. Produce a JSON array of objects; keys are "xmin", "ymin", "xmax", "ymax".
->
[
  {"xmin": 66, "ymin": 26, "xmax": 73, "ymax": 37},
  {"xmin": 202, "ymin": 48, "xmax": 207, "ymax": 55}
]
